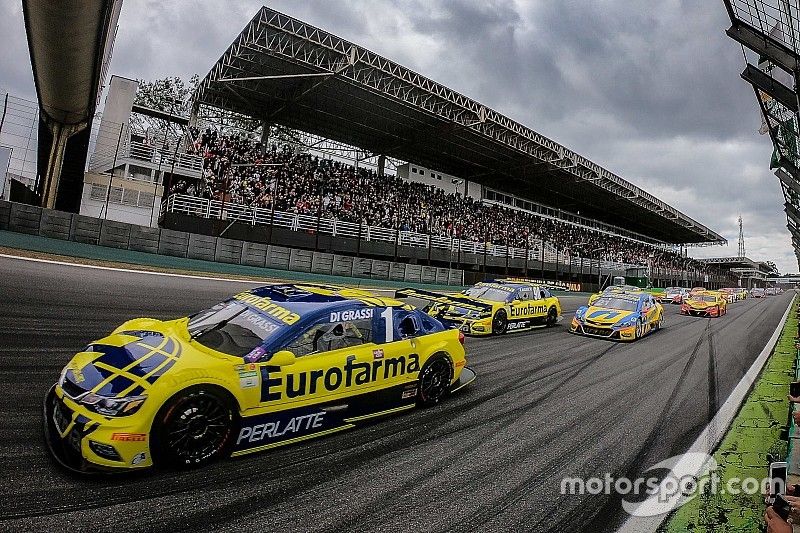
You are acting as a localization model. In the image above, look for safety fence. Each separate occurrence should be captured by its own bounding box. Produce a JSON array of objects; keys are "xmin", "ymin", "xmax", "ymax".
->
[
  {"xmin": 163, "ymin": 193, "xmax": 648, "ymax": 274},
  {"xmin": 0, "ymin": 199, "xmax": 464, "ymax": 285}
]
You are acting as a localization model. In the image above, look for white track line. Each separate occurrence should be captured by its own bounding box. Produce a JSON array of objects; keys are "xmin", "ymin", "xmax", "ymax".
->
[
  {"xmin": 617, "ymin": 293, "xmax": 796, "ymax": 532},
  {"xmin": 0, "ymin": 252, "xmax": 279, "ymax": 284},
  {"xmin": 0, "ymin": 252, "xmax": 394, "ymax": 295}
]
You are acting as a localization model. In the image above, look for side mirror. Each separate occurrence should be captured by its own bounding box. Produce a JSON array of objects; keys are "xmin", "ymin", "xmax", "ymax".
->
[{"xmin": 269, "ymin": 350, "xmax": 296, "ymax": 367}]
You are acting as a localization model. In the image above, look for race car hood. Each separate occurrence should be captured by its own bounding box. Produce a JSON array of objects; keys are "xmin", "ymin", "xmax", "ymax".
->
[
  {"xmin": 59, "ymin": 319, "xmax": 184, "ymax": 399},
  {"xmin": 581, "ymin": 307, "xmax": 638, "ymax": 326},
  {"xmin": 685, "ymin": 300, "xmax": 711, "ymax": 309}
]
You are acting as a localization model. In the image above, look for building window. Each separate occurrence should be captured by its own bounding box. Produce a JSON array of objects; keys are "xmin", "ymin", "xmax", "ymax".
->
[
  {"xmin": 411, "ymin": 167, "xmax": 417, "ymax": 173},
  {"xmin": 419, "ymin": 170, "xmax": 424, "ymax": 176}
]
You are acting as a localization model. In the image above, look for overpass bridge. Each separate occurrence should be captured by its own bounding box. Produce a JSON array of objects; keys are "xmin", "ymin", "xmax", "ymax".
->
[{"xmin": 22, "ymin": 0, "xmax": 122, "ymax": 211}]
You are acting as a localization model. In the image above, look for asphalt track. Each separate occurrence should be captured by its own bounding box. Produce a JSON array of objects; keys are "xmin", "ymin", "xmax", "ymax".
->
[{"xmin": 0, "ymin": 254, "xmax": 793, "ymax": 532}]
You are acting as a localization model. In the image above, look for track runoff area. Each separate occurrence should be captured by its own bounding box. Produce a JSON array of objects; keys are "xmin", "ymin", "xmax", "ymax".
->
[{"xmin": 0, "ymin": 254, "xmax": 792, "ymax": 532}]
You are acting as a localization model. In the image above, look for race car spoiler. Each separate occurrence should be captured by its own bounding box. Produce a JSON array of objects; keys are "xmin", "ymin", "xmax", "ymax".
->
[{"xmin": 394, "ymin": 288, "xmax": 493, "ymax": 312}]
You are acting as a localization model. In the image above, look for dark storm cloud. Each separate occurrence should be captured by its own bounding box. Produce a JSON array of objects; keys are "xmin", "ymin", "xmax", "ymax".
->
[{"xmin": 2, "ymin": 1, "xmax": 793, "ymax": 271}]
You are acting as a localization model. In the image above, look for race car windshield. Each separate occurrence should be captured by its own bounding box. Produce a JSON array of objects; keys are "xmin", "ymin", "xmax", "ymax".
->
[
  {"xmin": 592, "ymin": 298, "xmax": 639, "ymax": 312},
  {"xmin": 187, "ymin": 301, "xmax": 284, "ymax": 357},
  {"xmin": 463, "ymin": 286, "xmax": 513, "ymax": 302},
  {"xmin": 694, "ymin": 295, "xmax": 717, "ymax": 302}
]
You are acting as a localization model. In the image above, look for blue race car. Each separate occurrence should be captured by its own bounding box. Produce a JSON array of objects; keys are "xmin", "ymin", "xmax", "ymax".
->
[{"xmin": 569, "ymin": 291, "xmax": 664, "ymax": 341}]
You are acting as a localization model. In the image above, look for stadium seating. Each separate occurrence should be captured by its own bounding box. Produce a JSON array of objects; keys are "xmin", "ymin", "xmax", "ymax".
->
[{"xmin": 171, "ymin": 128, "xmax": 710, "ymax": 273}]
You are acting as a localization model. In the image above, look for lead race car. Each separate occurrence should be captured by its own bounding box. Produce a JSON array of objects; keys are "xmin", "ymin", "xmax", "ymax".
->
[
  {"xmin": 44, "ymin": 283, "xmax": 475, "ymax": 472},
  {"xmin": 397, "ymin": 280, "xmax": 562, "ymax": 336},
  {"xmin": 570, "ymin": 291, "xmax": 663, "ymax": 341}
]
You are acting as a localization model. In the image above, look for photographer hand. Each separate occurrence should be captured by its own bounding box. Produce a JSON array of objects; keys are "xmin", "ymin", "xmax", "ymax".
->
[{"xmin": 765, "ymin": 507, "xmax": 793, "ymax": 533}]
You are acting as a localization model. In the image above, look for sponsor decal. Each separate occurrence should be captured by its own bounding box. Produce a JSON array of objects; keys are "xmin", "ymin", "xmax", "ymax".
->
[
  {"xmin": 507, "ymin": 320, "xmax": 531, "ymax": 330},
  {"xmin": 236, "ymin": 363, "xmax": 260, "ymax": 389},
  {"xmin": 260, "ymin": 354, "xmax": 421, "ymax": 402},
  {"xmin": 232, "ymin": 292, "xmax": 301, "ymax": 325},
  {"xmin": 244, "ymin": 346, "xmax": 267, "ymax": 363},
  {"xmin": 240, "ymin": 310, "xmax": 280, "ymax": 334},
  {"xmin": 236, "ymin": 410, "xmax": 328, "ymax": 450},
  {"xmin": 510, "ymin": 304, "xmax": 547, "ymax": 318},
  {"xmin": 373, "ymin": 349, "xmax": 384, "ymax": 360},
  {"xmin": 401, "ymin": 388, "xmax": 417, "ymax": 399},
  {"xmin": 329, "ymin": 308, "xmax": 374, "ymax": 322},
  {"xmin": 132, "ymin": 452, "xmax": 147, "ymax": 465},
  {"xmin": 111, "ymin": 432, "xmax": 147, "ymax": 442}
]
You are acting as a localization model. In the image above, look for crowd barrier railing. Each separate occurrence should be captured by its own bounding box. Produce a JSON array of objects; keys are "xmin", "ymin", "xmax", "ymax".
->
[{"xmin": 164, "ymin": 194, "xmax": 649, "ymax": 273}]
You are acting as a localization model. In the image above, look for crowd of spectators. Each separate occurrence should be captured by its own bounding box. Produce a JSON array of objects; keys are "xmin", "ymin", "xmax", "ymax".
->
[{"xmin": 170, "ymin": 127, "xmax": 709, "ymax": 271}]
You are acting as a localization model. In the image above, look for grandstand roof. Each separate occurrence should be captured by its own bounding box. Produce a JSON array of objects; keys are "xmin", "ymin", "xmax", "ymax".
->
[{"xmin": 195, "ymin": 6, "xmax": 725, "ymax": 245}]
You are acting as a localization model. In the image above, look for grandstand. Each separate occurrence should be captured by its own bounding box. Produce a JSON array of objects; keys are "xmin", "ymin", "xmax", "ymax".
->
[
  {"xmin": 192, "ymin": 7, "xmax": 723, "ymax": 246},
  {"xmin": 74, "ymin": 6, "xmax": 734, "ymax": 288}
]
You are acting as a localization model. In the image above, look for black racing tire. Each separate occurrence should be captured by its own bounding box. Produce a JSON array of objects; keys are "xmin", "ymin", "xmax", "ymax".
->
[
  {"xmin": 417, "ymin": 354, "xmax": 453, "ymax": 407},
  {"xmin": 654, "ymin": 315, "xmax": 663, "ymax": 331},
  {"xmin": 635, "ymin": 319, "xmax": 643, "ymax": 340},
  {"xmin": 545, "ymin": 306, "xmax": 558, "ymax": 327},
  {"xmin": 492, "ymin": 310, "xmax": 508, "ymax": 335},
  {"xmin": 152, "ymin": 386, "xmax": 235, "ymax": 469}
]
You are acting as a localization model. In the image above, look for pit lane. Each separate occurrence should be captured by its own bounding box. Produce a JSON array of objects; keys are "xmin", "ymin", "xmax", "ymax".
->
[{"xmin": 0, "ymin": 254, "xmax": 792, "ymax": 532}]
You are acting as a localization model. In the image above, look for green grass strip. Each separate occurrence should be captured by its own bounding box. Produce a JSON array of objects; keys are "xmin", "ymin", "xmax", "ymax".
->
[{"xmin": 663, "ymin": 295, "xmax": 797, "ymax": 532}]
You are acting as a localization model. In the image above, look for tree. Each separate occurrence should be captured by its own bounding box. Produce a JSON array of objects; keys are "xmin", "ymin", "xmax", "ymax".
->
[{"xmin": 131, "ymin": 75, "xmax": 199, "ymax": 139}]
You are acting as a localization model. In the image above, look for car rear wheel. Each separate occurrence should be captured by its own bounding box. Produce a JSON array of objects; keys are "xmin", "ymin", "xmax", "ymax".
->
[
  {"xmin": 417, "ymin": 354, "xmax": 453, "ymax": 407},
  {"xmin": 492, "ymin": 310, "xmax": 508, "ymax": 335},
  {"xmin": 635, "ymin": 320, "xmax": 643, "ymax": 339},
  {"xmin": 152, "ymin": 387, "xmax": 234, "ymax": 468},
  {"xmin": 545, "ymin": 307, "xmax": 558, "ymax": 327}
]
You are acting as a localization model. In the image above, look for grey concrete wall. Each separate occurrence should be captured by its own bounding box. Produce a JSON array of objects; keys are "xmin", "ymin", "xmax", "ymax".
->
[{"xmin": 0, "ymin": 199, "xmax": 484, "ymax": 288}]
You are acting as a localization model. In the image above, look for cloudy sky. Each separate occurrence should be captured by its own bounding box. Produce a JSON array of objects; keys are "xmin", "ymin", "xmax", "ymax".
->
[{"xmin": 2, "ymin": 1, "xmax": 792, "ymax": 272}]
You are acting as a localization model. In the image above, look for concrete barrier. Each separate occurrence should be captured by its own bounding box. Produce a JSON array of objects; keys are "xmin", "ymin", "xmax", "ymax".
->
[
  {"xmin": 0, "ymin": 201, "xmax": 10, "ymax": 230},
  {"xmin": 70, "ymin": 214, "xmax": 102, "ymax": 245},
  {"xmin": 9, "ymin": 203, "xmax": 41, "ymax": 235},
  {"xmin": 215, "ymin": 238, "xmax": 243, "ymax": 264},
  {"xmin": 289, "ymin": 249, "xmax": 313, "ymax": 272},
  {"xmin": 129, "ymin": 226, "xmax": 160, "ymax": 254},
  {"xmin": 39, "ymin": 210, "xmax": 73, "ymax": 240},
  {"xmin": 99, "ymin": 220, "xmax": 131, "ymax": 250},
  {"xmin": 187, "ymin": 233, "xmax": 217, "ymax": 261},
  {"xmin": 311, "ymin": 252, "xmax": 334, "ymax": 275},
  {"xmin": 266, "ymin": 245, "xmax": 291, "ymax": 270},
  {"xmin": 158, "ymin": 229, "xmax": 190, "ymax": 258},
  {"xmin": 241, "ymin": 242, "xmax": 268, "ymax": 267},
  {"xmin": 0, "ymin": 199, "xmax": 470, "ymax": 287}
]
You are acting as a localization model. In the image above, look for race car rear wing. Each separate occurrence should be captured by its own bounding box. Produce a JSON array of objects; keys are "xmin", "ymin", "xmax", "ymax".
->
[{"xmin": 394, "ymin": 288, "xmax": 493, "ymax": 312}]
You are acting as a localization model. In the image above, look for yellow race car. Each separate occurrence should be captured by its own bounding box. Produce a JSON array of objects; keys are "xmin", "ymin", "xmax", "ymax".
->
[
  {"xmin": 397, "ymin": 280, "xmax": 562, "ymax": 336},
  {"xmin": 587, "ymin": 284, "xmax": 644, "ymax": 305},
  {"xmin": 570, "ymin": 291, "xmax": 663, "ymax": 341},
  {"xmin": 44, "ymin": 283, "xmax": 475, "ymax": 472},
  {"xmin": 680, "ymin": 290, "xmax": 728, "ymax": 317}
]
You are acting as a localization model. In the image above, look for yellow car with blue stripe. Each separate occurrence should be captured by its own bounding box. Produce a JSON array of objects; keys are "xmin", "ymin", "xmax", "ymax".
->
[
  {"xmin": 588, "ymin": 285, "xmax": 644, "ymax": 306},
  {"xmin": 397, "ymin": 280, "xmax": 562, "ymax": 336},
  {"xmin": 44, "ymin": 283, "xmax": 475, "ymax": 472},
  {"xmin": 570, "ymin": 292, "xmax": 663, "ymax": 341}
]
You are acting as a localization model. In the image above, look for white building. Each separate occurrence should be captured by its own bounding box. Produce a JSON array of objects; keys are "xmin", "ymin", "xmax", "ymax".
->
[{"xmin": 80, "ymin": 76, "xmax": 203, "ymax": 227}]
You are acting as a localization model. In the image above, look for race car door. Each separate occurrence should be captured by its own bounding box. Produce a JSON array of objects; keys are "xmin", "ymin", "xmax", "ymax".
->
[
  {"xmin": 234, "ymin": 314, "xmax": 386, "ymax": 454},
  {"xmin": 257, "ymin": 314, "xmax": 383, "ymax": 408},
  {"xmin": 508, "ymin": 286, "xmax": 547, "ymax": 330},
  {"xmin": 640, "ymin": 295, "xmax": 658, "ymax": 330}
]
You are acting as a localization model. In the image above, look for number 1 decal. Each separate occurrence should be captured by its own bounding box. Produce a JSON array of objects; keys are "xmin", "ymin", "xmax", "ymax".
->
[{"xmin": 381, "ymin": 307, "xmax": 394, "ymax": 342}]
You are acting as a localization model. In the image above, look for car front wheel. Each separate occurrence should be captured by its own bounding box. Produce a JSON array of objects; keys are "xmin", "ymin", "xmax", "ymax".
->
[
  {"xmin": 492, "ymin": 310, "xmax": 508, "ymax": 335},
  {"xmin": 152, "ymin": 387, "xmax": 234, "ymax": 468}
]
